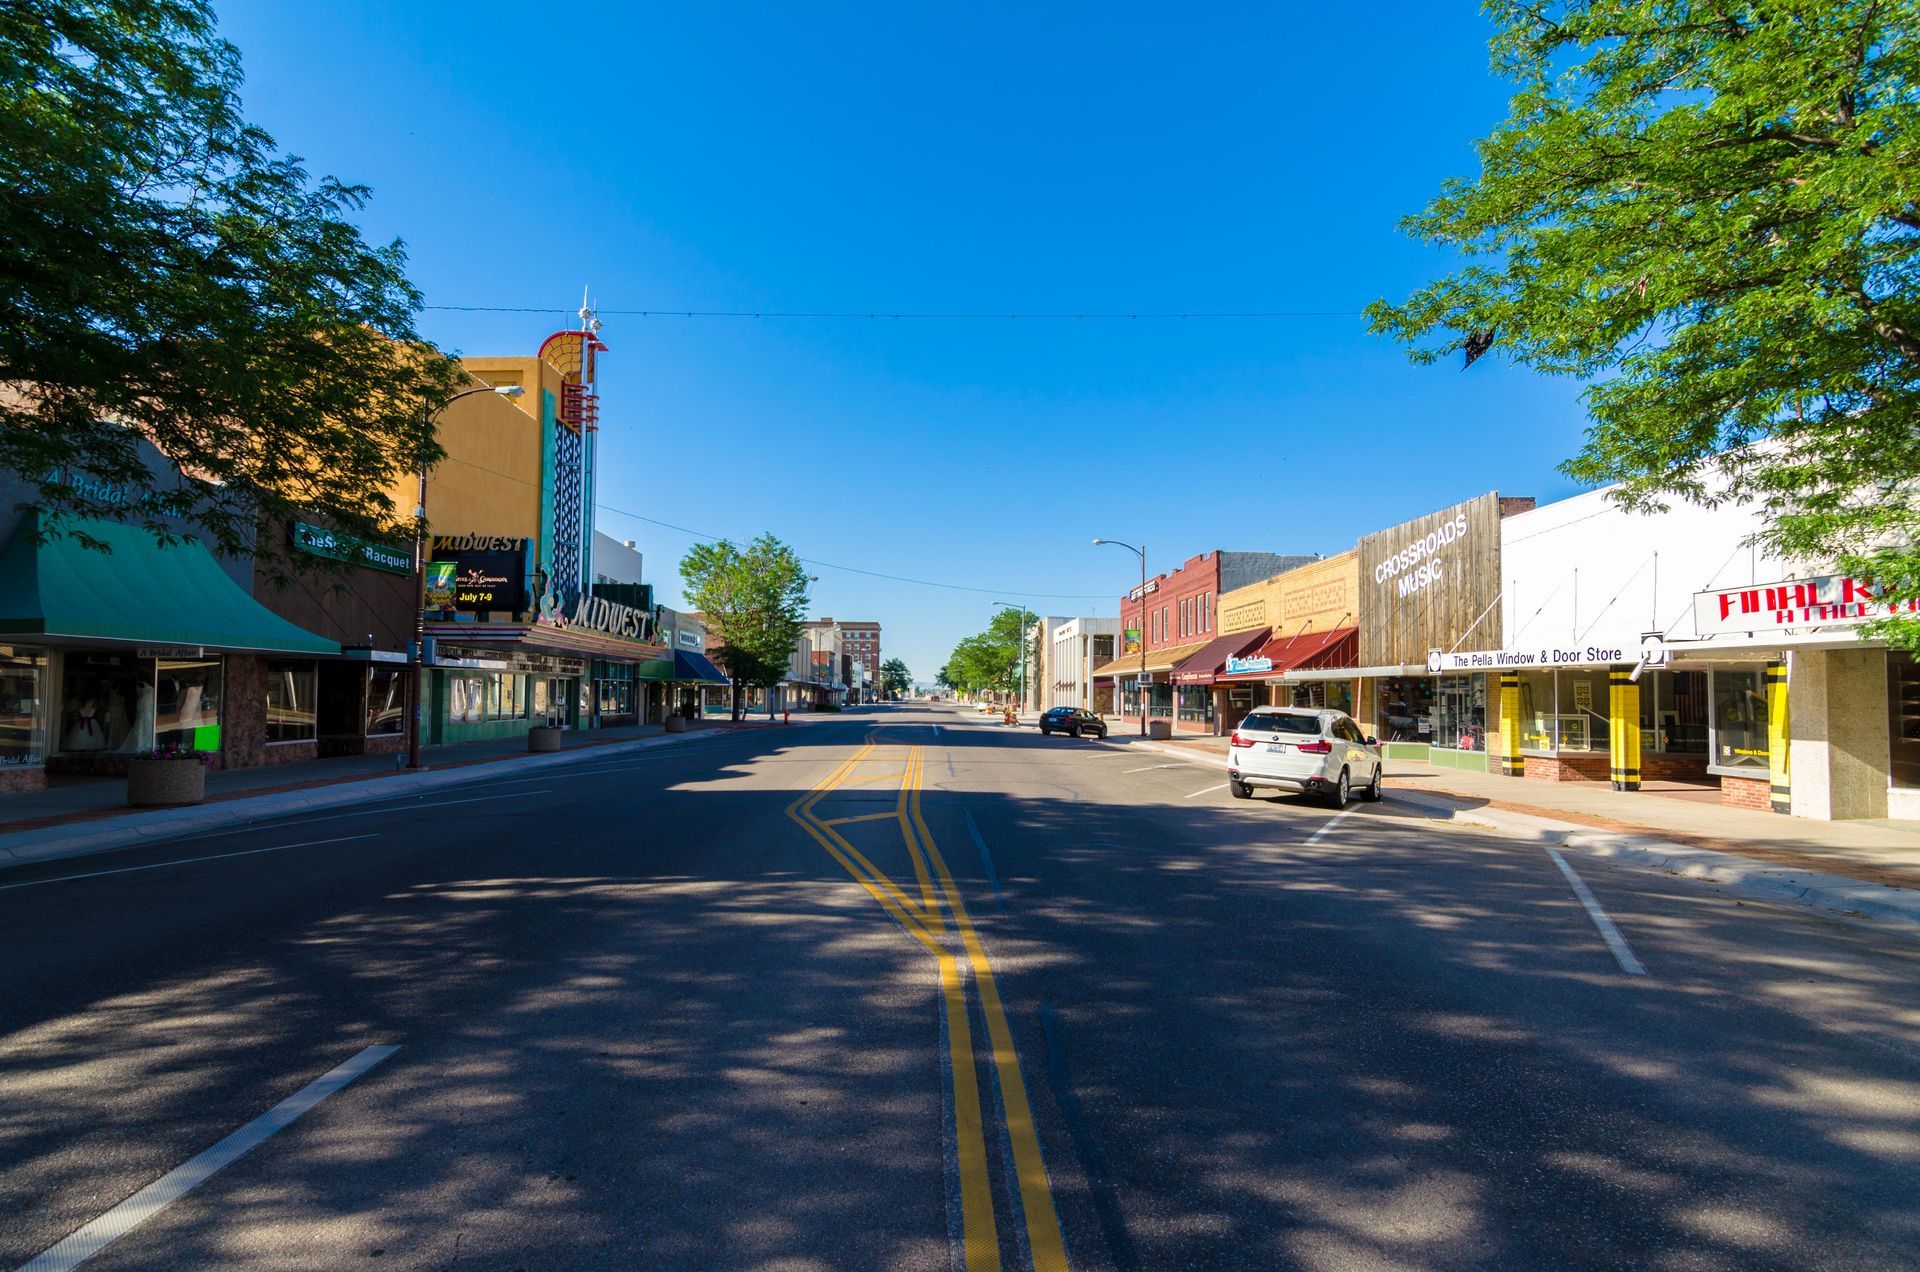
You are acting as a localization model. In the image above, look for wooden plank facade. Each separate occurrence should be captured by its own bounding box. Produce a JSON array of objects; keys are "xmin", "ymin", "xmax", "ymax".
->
[{"xmin": 1357, "ymin": 493, "xmax": 1504, "ymax": 667}]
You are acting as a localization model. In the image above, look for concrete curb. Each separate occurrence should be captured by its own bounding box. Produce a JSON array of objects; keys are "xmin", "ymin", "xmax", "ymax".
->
[
  {"xmin": 1385, "ymin": 788, "xmax": 1920, "ymax": 936},
  {"xmin": 0, "ymin": 727, "xmax": 733, "ymax": 874},
  {"xmin": 1106, "ymin": 735, "xmax": 1920, "ymax": 935}
]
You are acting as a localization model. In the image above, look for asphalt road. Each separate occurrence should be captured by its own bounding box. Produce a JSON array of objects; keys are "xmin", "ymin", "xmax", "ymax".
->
[{"xmin": 2, "ymin": 703, "xmax": 1917, "ymax": 1270}]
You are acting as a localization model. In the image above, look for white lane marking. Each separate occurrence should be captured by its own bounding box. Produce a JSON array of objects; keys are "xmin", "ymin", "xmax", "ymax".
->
[
  {"xmin": 0, "ymin": 835, "xmax": 380, "ymax": 893},
  {"xmin": 1301, "ymin": 806, "xmax": 1357, "ymax": 847},
  {"xmin": 963, "ymin": 809, "xmax": 1006, "ymax": 913},
  {"xmin": 278, "ymin": 794, "xmax": 504, "ymax": 825},
  {"xmin": 933, "ymin": 725, "xmax": 941, "ymax": 736},
  {"xmin": 1123, "ymin": 764, "xmax": 1183, "ymax": 774},
  {"xmin": 1546, "ymin": 847, "xmax": 1649, "ymax": 976},
  {"xmin": 19, "ymin": 1045, "xmax": 401, "ymax": 1272},
  {"xmin": 1183, "ymin": 783, "xmax": 1225, "ymax": 799}
]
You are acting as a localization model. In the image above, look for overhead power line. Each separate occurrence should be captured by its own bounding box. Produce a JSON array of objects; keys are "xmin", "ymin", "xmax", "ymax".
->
[
  {"xmin": 596, "ymin": 504, "xmax": 1113, "ymax": 601},
  {"xmin": 423, "ymin": 304, "xmax": 1361, "ymax": 320},
  {"xmin": 437, "ymin": 454, "xmax": 1109, "ymax": 599}
]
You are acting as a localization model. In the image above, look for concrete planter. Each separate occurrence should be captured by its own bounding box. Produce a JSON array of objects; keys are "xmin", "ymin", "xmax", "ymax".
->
[
  {"xmin": 664, "ymin": 716, "xmax": 688, "ymax": 734},
  {"xmin": 528, "ymin": 726, "xmax": 564, "ymax": 753},
  {"xmin": 126, "ymin": 757, "xmax": 207, "ymax": 807},
  {"xmin": 1147, "ymin": 720, "xmax": 1173, "ymax": 740}
]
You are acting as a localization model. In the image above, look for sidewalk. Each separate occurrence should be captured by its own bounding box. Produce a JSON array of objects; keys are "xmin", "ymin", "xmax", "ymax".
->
[
  {"xmin": 1122, "ymin": 728, "xmax": 1920, "ymax": 927},
  {"xmin": 0, "ymin": 715, "xmax": 819, "ymax": 870}
]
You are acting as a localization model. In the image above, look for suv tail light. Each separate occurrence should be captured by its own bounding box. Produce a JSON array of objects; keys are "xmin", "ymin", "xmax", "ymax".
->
[
  {"xmin": 1229, "ymin": 731, "xmax": 1252, "ymax": 748},
  {"xmin": 1296, "ymin": 739, "xmax": 1332, "ymax": 754}
]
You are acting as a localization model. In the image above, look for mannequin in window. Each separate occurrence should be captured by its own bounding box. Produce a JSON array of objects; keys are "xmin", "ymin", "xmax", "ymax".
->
[
  {"xmin": 116, "ymin": 682, "xmax": 155, "ymax": 753},
  {"xmin": 63, "ymin": 698, "xmax": 106, "ymax": 751}
]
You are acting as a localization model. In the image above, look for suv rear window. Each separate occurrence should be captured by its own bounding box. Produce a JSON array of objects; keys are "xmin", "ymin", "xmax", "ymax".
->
[{"xmin": 1242, "ymin": 712, "xmax": 1322, "ymax": 736}]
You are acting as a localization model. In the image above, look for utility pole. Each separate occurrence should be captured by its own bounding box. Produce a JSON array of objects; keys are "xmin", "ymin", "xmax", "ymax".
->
[{"xmin": 1094, "ymin": 539, "xmax": 1149, "ymax": 737}]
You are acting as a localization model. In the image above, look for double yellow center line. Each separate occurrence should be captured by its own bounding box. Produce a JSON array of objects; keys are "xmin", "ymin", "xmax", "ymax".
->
[{"xmin": 786, "ymin": 740, "xmax": 1070, "ymax": 1272}]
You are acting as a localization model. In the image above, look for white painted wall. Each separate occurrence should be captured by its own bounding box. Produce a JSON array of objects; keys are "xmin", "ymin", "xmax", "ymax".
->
[
  {"xmin": 591, "ymin": 532, "xmax": 644, "ymax": 586},
  {"xmin": 1498, "ymin": 487, "xmax": 1783, "ymax": 653},
  {"xmin": 1049, "ymin": 616, "xmax": 1123, "ymax": 710}
]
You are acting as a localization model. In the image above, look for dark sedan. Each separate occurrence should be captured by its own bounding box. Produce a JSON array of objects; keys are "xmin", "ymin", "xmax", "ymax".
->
[{"xmin": 1038, "ymin": 706, "xmax": 1108, "ymax": 739}]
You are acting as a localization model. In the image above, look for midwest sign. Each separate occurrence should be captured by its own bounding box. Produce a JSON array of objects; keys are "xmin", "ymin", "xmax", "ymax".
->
[
  {"xmin": 1692, "ymin": 576, "xmax": 1920, "ymax": 637},
  {"xmin": 545, "ymin": 593, "xmax": 655, "ymax": 642}
]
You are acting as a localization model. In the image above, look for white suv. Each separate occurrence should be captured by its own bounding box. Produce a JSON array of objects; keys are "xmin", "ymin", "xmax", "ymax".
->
[{"xmin": 1227, "ymin": 708, "xmax": 1383, "ymax": 807}]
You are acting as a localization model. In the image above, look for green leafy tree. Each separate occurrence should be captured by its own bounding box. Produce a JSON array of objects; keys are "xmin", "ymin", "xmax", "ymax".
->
[
  {"xmin": 1370, "ymin": 1, "xmax": 1920, "ymax": 637},
  {"xmin": 679, "ymin": 534, "xmax": 813, "ymax": 719},
  {"xmin": 1, "ymin": 0, "xmax": 461, "ymax": 561},
  {"xmin": 879, "ymin": 657, "xmax": 912, "ymax": 699},
  {"xmin": 943, "ymin": 608, "xmax": 1028, "ymax": 697}
]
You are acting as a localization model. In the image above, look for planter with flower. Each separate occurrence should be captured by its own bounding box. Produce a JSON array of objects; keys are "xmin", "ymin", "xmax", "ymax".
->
[{"xmin": 126, "ymin": 745, "xmax": 214, "ymax": 807}]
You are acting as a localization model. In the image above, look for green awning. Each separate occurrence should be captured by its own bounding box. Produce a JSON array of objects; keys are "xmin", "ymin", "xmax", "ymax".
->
[
  {"xmin": 0, "ymin": 512, "xmax": 339, "ymax": 656},
  {"xmin": 630, "ymin": 657, "xmax": 677, "ymax": 681}
]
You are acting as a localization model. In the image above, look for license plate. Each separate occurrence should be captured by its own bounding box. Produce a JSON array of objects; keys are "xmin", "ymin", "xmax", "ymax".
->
[{"xmin": 1266, "ymin": 742, "xmax": 1287, "ymax": 753}]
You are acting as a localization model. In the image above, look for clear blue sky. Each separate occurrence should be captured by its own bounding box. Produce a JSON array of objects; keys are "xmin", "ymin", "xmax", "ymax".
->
[{"xmin": 216, "ymin": 2, "xmax": 1590, "ymax": 681}]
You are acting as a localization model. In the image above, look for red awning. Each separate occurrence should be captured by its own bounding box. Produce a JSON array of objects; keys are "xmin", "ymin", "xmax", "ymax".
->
[
  {"xmin": 1170, "ymin": 629, "xmax": 1271, "ymax": 684},
  {"xmin": 1218, "ymin": 626, "xmax": 1358, "ymax": 680}
]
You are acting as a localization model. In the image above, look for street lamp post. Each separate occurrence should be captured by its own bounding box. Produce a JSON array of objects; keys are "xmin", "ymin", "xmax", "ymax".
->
[
  {"xmin": 1093, "ymin": 538, "xmax": 1149, "ymax": 738},
  {"xmin": 406, "ymin": 382, "xmax": 525, "ymax": 770}
]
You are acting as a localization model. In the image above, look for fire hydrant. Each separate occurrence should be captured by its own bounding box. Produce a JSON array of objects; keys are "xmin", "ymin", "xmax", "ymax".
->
[{"xmin": 783, "ymin": 709, "xmax": 790, "ymax": 725}]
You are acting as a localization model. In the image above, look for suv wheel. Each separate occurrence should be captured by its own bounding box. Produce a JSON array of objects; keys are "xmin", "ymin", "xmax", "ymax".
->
[
  {"xmin": 1363, "ymin": 766, "xmax": 1382, "ymax": 802},
  {"xmin": 1229, "ymin": 777, "xmax": 1252, "ymax": 799},
  {"xmin": 1326, "ymin": 767, "xmax": 1349, "ymax": 809}
]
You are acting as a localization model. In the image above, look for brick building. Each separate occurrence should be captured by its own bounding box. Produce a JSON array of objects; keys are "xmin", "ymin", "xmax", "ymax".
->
[{"xmin": 1092, "ymin": 550, "xmax": 1315, "ymax": 732}]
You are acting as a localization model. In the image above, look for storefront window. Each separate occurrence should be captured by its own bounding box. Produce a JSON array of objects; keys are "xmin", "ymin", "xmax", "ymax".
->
[
  {"xmin": 155, "ymin": 659, "xmax": 222, "ymax": 751},
  {"xmin": 1146, "ymin": 682, "xmax": 1172, "ymax": 718},
  {"xmin": 1376, "ymin": 676, "xmax": 1434, "ymax": 742},
  {"xmin": 1710, "ymin": 667, "xmax": 1770, "ymax": 774},
  {"xmin": 1432, "ymin": 674, "xmax": 1486, "ymax": 750},
  {"xmin": 265, "ymin": 660, "xmax": 318, "ymax": 743},
  {"xmin": 491, "ymin": 673, "xmax": 526, "ymax": 721},
  {"xmin": 450, "ymin": 673, "xmax": 485, "ymax": 724},
  {"xmin": 59, "ymin": 651, "xmax": 151, "ymax": 754},
  {"xmin": 1518, "ymin": 668, "xmax": 1612, "ymax": 754},
  {"xmin": 598, "ymin": 679, "xmax": 634, "ymax": 717},
  {"xmin": 0, "ymin": 648, "xmax": 48, "ymax": 765},
  {"xmin": 367, "ymin": 668, "xmax": 405, "ymax": 736},
  {"xmin": 1175, "ymin": 685, "xmax": 1213, "ymax": 725},
  {"xmin": 1636, "ymin": 670, "xmax": 1707, "ymax": 754},
  {"xmin": 1888, "ymin": 654, "xmax": 1920, "ymax": 790}
]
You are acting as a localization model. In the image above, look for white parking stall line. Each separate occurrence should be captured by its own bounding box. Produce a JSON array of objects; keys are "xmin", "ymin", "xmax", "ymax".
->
[
  {"xmin": 1123, "ymin": 764, "xmax": 1184, "ymax": 774},
  {"xmin": 1183, "ymin": 783, "xmax": 1226, "ymax": 799},
  {"xmin": 0, "ymin": 835, "xmax": 381, "ymax": 893},
  {"xmin": 19, "ymin": 1045, "xmax": 402, "ymax": 1272},
  {"xmin": 1301, "ymin": 806, "xmax": 1358, "ymax": 847},
  {"xmin": 1546, "ymin": 847, "xmax": 1649, "ymax": 976}
]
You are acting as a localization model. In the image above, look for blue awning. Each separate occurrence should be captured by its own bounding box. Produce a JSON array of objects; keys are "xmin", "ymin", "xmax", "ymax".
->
[{"xmin": 672, "ymin": 648, "xmax": 730, "ymax": 683}]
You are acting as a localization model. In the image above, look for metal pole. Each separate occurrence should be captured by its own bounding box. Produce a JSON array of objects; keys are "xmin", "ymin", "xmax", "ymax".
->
[
  {"xmin": 1138, "ymin": 543, "xmax": 1147, "ymax": 737},
  {"xmin": 406, "ymin": 440, "xmax": 428, "ymax": 770}
]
